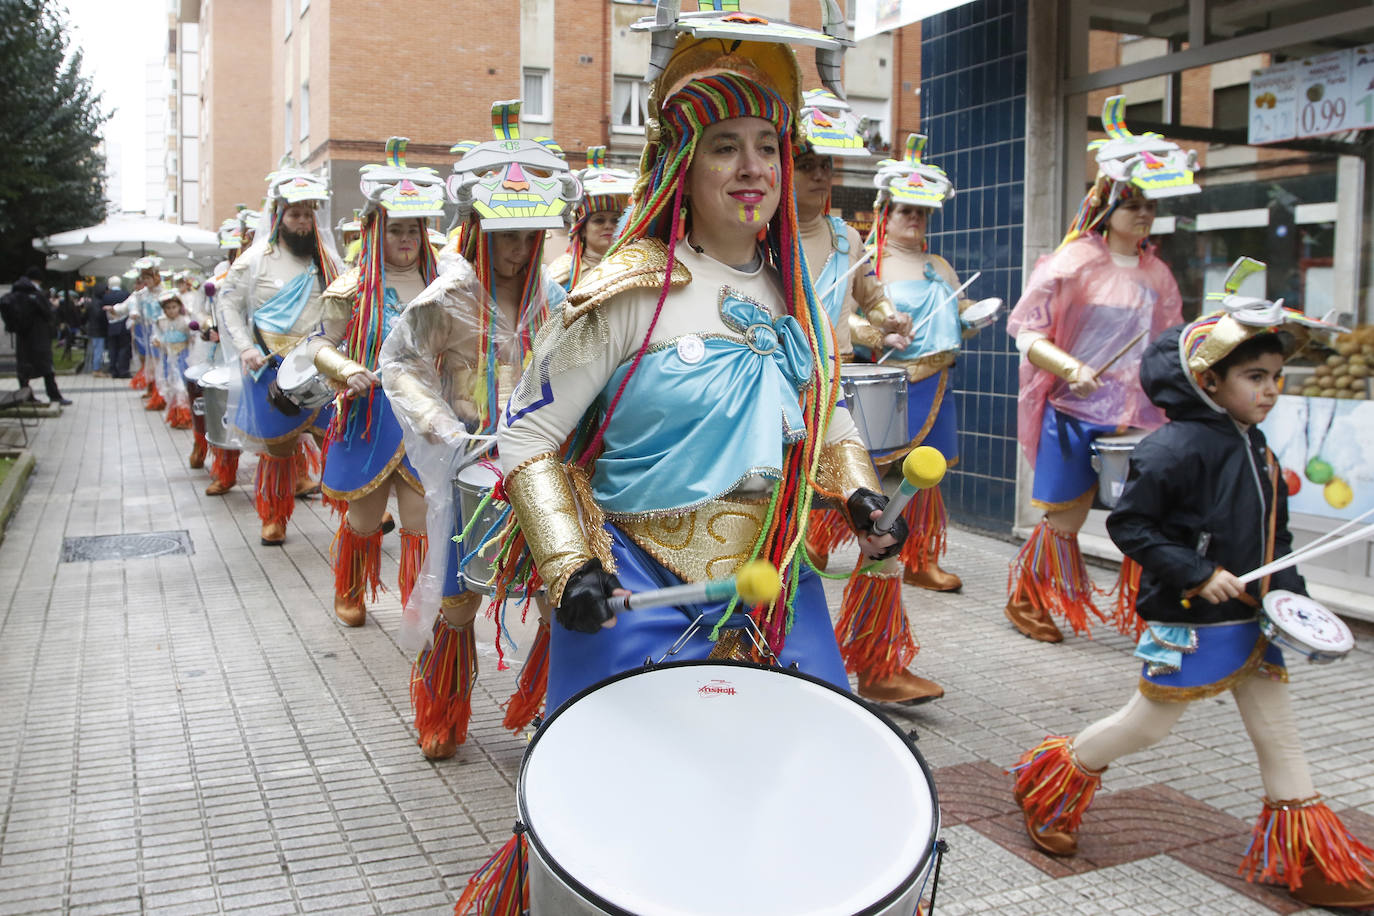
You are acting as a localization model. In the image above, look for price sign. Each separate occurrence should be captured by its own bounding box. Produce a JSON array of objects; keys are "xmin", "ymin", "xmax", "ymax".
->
[
  {"xmin": 1249, "ymin": 60, "xmax": 1298, "ymax": 144},
  {"xmin": 1297, "ymin": 50, "xmax": 1353, "ymax": 138},
  {"xmin": 1351, "ymin": 47, "xmax": 1374, "ymax": 131}
]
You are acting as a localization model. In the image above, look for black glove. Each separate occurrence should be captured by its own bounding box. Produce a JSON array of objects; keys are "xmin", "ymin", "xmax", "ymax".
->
[
  {"xmin": 556, "ymin": 558, "xmax": 623, "ymax": 634},
  {"xmin": 846, "ymin": 487, "xmax": 909, "ymax": 561}
]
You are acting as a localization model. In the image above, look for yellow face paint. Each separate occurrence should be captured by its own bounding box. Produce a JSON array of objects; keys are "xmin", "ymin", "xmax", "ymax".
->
[{"xmin": 737, "ymin": 204, "xmax": 760, "ymax": 223}]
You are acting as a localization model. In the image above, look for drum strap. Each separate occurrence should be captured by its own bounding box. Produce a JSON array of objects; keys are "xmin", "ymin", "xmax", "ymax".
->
[{"xmin": 1259, "ymin": 447, "xmax": 1279, "ymax": 599}]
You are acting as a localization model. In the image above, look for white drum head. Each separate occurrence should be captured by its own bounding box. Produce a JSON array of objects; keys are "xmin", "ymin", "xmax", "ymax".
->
[
  {"xmin": 520, "ymin": 662, "xmax": 938, "ymax": 916},
  {"xmin": 1262, "ymin": 590, "xmax": 1355, "ymax": 655},
  {"xmin": 277, "ymin": 345, "xmax": 318, "ymax": 390},
  {"xmin": 841, "ymin": 364, "xmax": 907, "ymax": 382},
  {"xmin": 456, "ymin": 461, "xmax": 500, "ymax": 492},
  {"xmin": 184, "ymin": 362, "xmax": 211, "ymax": 383},
  {"xmin": 1092, "ymin": 429, "xmax": 1149, "ymax": 452},
  {"xmin": 200, "ymin": 365, "xmax": 234, "ymax": 389},
  {"xmin": 961, "ymin": 297, "xmax": 1002, "ymax": 325}
]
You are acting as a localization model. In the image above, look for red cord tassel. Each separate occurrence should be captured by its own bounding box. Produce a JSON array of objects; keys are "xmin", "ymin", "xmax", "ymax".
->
[
  {"xmin": 209, "ymin": 447, "xmax": 238, "ymax": 489},
  {"xmin": 1110, "ymin": 557, "xmax": 1146, "ymax": 640},
  {"xmin": 398, "ymin": 528, "xmax": 427, "ymax": 608},
  {"xmin": 332, "ymin": 520, "xmax": 383, "ymax": 604},
  {"xmin": 1009, "ymin": 735, "xmax": 1102, "ymax": 834},
  {"xmin": 130, "ymin": 367, "xmax": 147, "ymax": 390},
  {"xmin": 1007, "ymin": 520, "xmax": 1106, "ymax": 637},
  {"xmin": 806, "ymin": 506, "xmax": 854, "ymax": 559},
  {"xmin": 900, "ymin": 487, "xmax": 948, "ymax": 574},
  {"xmin": 1240, "ymin": 797, "xmax": 1374, "ymax": 891},
  {"xmin": 254, "ymin": 454, "xmax": 295, "ymax": 525},
  {"xmin": 165, "ymin": 403, "xmax": 192, "ymax": 429},
  {"xmin": 834, "ymin": 569, "xmax": 917, "ymax": 681},
  {"xmin": 502, "ymin": 620, "xmax": 550, "ymax": 733},
  {"xmin": 454, "ymin": 830, "xmax": 528, "ymax": 916},
  {"xmin": 412, "ymin": 618, "xmax": 476, "ymax": 749}
]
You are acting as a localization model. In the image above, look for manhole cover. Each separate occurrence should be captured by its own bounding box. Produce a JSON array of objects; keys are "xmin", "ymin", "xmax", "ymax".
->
[{"xmin": 61, "ymin": 531, "xmax": 195, "ymax": 563}]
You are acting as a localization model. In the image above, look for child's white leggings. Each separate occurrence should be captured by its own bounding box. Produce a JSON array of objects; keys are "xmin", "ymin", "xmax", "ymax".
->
[{"xmin": 1072, "ymin": 674, "xmax": 1315, "ymax": 802}]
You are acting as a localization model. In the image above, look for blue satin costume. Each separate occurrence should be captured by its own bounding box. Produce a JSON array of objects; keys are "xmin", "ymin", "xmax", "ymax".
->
[
  {"xmin": 233, "ymin": 267, "xmax": 324, "ymax": 445},
  {"xmin": 854, "ymin": 263, "xmax": 961, "ymax": 462},
  {"xmin": 160, "ymin": 328, "xmax": 190, "ymax": 383},
  {"xmin": 1135, "ymin": 621, "xmax": 1285, "ymax": 699},
  {"xmin": 321, "ymin": 288, "xmax": 417, "ymax": 500},
  {"xmin": 544, "ymin": 291, "xmax": 849, "ymax": 710},
  {"xmin": 1030, "ymin": 404, "xmax": 1118, "ymax": 509}
]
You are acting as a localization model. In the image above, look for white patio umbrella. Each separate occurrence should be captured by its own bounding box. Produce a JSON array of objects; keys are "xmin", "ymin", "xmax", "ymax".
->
[{"xmin": 34, "ymin": 214, "xmax": 223, "ymax": 276}]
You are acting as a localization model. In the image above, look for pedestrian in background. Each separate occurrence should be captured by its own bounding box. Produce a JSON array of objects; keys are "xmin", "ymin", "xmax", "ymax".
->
[
  {"xmin": 2, "ymin": 267, "xmax": 71, "ymax": 404},
  {"xmin": 102, "ymin": 276, "xmax": 132, "ymax": 378}
]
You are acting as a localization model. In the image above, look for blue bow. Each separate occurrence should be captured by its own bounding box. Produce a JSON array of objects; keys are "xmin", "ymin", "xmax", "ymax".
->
[{"xmin": 719, "ymin": 292, "xmax": 814, "ymax": 390}]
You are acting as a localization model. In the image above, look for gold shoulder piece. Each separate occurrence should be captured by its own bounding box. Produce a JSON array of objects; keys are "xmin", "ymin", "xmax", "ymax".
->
[
  {"xmin": 321, "ymin": 266, "xmax": 360, "ymax": 302},
  {"xmin": 564, "ymin": 238, "xmax": 691, "ymax": 327},
  {"xmin": 547, "ymin": 252, "xmax": 573, "ymax": 288}
]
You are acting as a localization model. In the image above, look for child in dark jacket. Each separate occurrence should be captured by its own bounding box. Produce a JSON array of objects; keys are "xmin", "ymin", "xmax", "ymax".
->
[{"xmin": 1011, "ymin": 278, "xmax": 1374, "ymax": 909}]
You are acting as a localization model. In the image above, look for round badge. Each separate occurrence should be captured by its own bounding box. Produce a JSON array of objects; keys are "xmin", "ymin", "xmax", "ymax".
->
[{"xmin": 677, "ymin": 334, "xmax": 705, "ymax": 365}]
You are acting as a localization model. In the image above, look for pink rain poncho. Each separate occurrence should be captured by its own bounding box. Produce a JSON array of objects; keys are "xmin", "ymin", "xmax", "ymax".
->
[{"xmin": 1008, "ymin": 234, "xmax": 1182, "ymax": 467}]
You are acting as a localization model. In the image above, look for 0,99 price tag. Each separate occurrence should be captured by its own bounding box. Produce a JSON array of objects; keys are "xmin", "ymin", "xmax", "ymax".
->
[{"xmin": 1298, "ymin": 50, "xmax": 1353, "ymax": 138}]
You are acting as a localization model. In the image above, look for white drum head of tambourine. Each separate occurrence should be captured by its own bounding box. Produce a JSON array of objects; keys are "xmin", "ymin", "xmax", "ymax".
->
[
  {"xmin": 276, "ymin": 344, "xmax": 317, "ymax": 389},
  {"xmin": 961, "ymin": 297, "xmax": 1002, "ymax": 324},
  {"xmin": 1263, "ymin": 590, "xmax": 1355, "ymax": 654},
  {"xmin": 519, "ymin": 663, "xmax": 937, "ymax": 916}
]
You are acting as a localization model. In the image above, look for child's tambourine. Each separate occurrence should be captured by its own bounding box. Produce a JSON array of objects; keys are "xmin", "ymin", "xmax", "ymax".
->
[{"xmin": 1259, "ymin": 590, "xmax": 1354, "ymax": 664}]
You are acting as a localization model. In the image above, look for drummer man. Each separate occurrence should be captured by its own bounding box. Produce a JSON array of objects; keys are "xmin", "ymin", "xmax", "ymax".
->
[{"xmin": 217, "ymin": 163, "xmax": 341, "ymax": 545}]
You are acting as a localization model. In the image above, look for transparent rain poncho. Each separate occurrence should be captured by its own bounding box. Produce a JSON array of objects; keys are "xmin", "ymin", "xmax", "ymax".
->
[{"xmin": 379, "ymin": 249, "xmax": 558, "ymax": 652}]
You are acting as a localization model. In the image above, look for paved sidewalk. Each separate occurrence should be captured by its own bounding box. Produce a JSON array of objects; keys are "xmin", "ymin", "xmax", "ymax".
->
[{"xmin": 2, "ymin": 378, "xmax": 1371, "ymax": 915}]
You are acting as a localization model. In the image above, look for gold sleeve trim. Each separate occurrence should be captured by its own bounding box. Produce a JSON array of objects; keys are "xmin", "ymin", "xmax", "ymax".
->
[
  {"xmin": 815, "ymin": 438, "xmax": 880, "ymax": 499},
  {"xmin": 503, "ymin": 453, "xmax": 594, "ymax": 606},
  {"xmin": 321, "ymin": 267, "xmax": 360, "ymax": 301},
  {"xmin": 1027, "ymin": 338, "xmax": 1084, "ymax": 383},
  {"xmin": 314, "ymin": 344, "xmax": 368, "ymax": 384},
  {"xmin": 564, "ymin": 239, "xmax": 692, "ymax": 326}
]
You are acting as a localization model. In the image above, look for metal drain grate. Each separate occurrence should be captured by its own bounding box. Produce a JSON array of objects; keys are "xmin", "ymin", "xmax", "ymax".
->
[{"xmin": 61, "ymin": 531, "xmax": 195, "ymax": 563}]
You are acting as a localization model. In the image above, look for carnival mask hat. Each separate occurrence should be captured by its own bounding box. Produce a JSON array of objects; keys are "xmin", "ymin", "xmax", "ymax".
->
[
  {"xmin": 571, "ymin": 146, "xmax": 636, "ymax": 226},
  {"xmin": 359, "ymin": 137, "xmax": 447, "ymax": 221},
  {"xmin": 1181, "ymin": 257, "xmax": 1340, "ymax": 404},
  {"xmin": 873, "ymin": 134, "xmax": 954, "ymax": 209},
  {"xmin": 447, "ymin": 101, "xmax": 582, "ymax": 232},
  {"xmin": 131, "ymin": 255, "xmax": 164, "ymax": 273},
  {"xmin": 336, "ymin": 210, "xmax": 362, "ymax": 237},
  {"xmin": 1091, "ymin": 95, "xmax": 1199, "ymax": 204},
  {"xmin": 156, "ymin": 289, "xmax": 183, "ymax": 307},
  {"xmin": 264, "ymin": 156, "xmax": 330, "ymax": 206},
  {"xmin": 217, "ymin": 218, "xmax": 242, "ymax": 250},
  {"xmin": 798, "ymin": 89, "xmax": 867, "ymax": 158}
]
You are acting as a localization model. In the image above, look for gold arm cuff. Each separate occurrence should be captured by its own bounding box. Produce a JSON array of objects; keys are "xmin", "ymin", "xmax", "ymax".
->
[
  {"xmin": 866, "ymin": 299, "xmax": 898, "ymax": 325},
  {"xmin": 849, "ymin": 313, "xmax": 885, "ymax": 352},
  {"xmin": 815, "ymin": 438, "xmax": 880, "ymax": 499},
  {"xmin": 504, "ymin": 452, "xmax": 594, "ymax": 606},
  {"xmin": 1027, "ymin": 338, "xmax": 1084, "ymax": 383},
  {"xmin": 314, "ymin": 345, "xmax": 367, "ymax": 383}
]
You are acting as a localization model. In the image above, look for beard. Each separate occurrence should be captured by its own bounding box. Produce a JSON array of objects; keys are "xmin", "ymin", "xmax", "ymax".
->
[{"xmin": 279, "ymin": 226, "xmax": 316, "ymax": 258}]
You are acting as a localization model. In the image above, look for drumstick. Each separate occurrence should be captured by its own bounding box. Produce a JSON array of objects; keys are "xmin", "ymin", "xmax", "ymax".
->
[
  {"xmin": 876, "ymin": 272, "xmax": 980, "ymax": 365},
  {"xmin": 1272, "ymin": 505, "xmax": 1374, "ymax": 567},
  {"xmin": 873, "ymin": 446, "xmax": 948, "ymax": 534},
  {"xmin": 1089, "ymin": 330, "xmax": 1148, "ymax": 377},
  {"xmin": 617, "ymin": 560, "xmax": 781, "ymax": 612},
  {"xmin": 815, "ymin": 249, "xmax": 874, "ymax": 302},
  {"xmin": 1237, "ymin": 521, "xmax": 1374, "ymax": 585}
]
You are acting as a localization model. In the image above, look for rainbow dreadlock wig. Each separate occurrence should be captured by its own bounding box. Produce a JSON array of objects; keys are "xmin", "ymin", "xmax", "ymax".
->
[
  {"xmin": 1061, "ymin": 93, "xmax": 1199, "ymax": 249},
  {"xmin": 867, "ymin": 134, "xmax": 954, "ymax": 275}
]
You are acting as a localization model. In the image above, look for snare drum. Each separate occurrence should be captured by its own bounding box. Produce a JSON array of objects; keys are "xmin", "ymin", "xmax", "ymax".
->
[
  {"xmin": 520, "ymin": 661, "xmax": 940, "ymax": 915},
  {"xmin": 1260, "ymin": 590, "xmax": 1354, "ymax": 664},
  {"xmin": 841, "ymin": 364, "xmax": 909, "ymax": 452},
  {"xmin": 959, "ymin": 297, "xmax": 1003, "ymax": 331},
  {"xmin": 453, "ymin": 462, "xmax": 511, "ymax": 595},
  {"xmin": 275, "ymin": 343, "xmax": 334, "ymax": 411},
  {"xmin": 183, "ymin": 361, "xmax": 211, "ymax": 386},
  {"xmin": 1089, "ymin": 429, "xmax": 1147, "ymax": 508},
  {"xmin": 200, "ymin": 365, "xmax": 235, "ymax": 448}
]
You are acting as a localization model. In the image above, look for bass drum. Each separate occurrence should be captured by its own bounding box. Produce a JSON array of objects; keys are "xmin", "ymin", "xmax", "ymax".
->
[{"xmin": 520, "ymin": 661, "xmax": 940, "ymax": 915}]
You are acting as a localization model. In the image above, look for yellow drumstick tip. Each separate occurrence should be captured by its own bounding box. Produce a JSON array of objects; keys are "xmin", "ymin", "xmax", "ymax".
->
[
  {"xmin": 735, "ymin": 560, "xmax": 782, "ymax": 606},
  {"xmin": 902, "ymin": 446, "xmax": 947, "ymax": 490}
]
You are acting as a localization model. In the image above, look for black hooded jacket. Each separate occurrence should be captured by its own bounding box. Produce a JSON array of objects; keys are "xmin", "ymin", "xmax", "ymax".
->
[{"xmin": 1105, "ymin": 325, "xmax": 1305, "ymax": 626}]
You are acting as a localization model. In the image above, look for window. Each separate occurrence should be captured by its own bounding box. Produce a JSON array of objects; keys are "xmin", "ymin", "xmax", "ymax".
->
[
  {"xmin": 613, "ymin": 76, "xmax": 649, "ymax": 132},
  {"xmin": 283, "ymin": 99, "xmax": 292, "ymax": 155},
  {"xmin": 299, "ymin": 82, "xmax": 309, "ymax": 141},
  {"xmin": 523, "ymin": 68, "xmax": 550, "ymax": 121},
  {"xmin": 1125, "ymin": 100, "xmax": 1163, "ymax": 125},
  {"xmin": 1212, "ymin": 84, "xmax": 1250, "ymax": 132}
]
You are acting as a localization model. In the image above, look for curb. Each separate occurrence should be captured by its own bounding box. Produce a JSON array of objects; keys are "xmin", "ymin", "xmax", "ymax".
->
[{"xmin": 0, "ymin": 450, "xmax": 36, "ymax": 544}]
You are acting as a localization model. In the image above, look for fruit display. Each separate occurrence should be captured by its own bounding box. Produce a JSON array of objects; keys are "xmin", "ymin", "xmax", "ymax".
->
[
  {"xmin": 1282, "ymin": 467, "xmax": 1301, "ymax": 496},
  {"xmin": 1297, "ymin": 325, "xmax": 1372, "ymax": 400},
  {"xmin": 1325, "ymin": 477, "xmax": 1354, "ymax": 510}
]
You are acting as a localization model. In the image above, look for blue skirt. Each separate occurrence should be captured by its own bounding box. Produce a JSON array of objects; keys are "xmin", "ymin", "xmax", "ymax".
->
[
  {"xmin": 1139, "ymin": 621, "xmax": 1286, "ymax": 702},
  {"xmin": 1030, "ymin": 404, "xmax": 1118, "ymax": 510},
  {"xmin": 321, "ymin": 390, "xmax": 417, "ymax": 500},
  {"xmin": 232, "ymin": 362, "xmax": 322, "ymax": 446},
  {"xmin": 871, "ymin": 370, "xmax": 958, "ymax": 467},
  {"xmin": 546, "ymin": 526, "xmax": 849, "ymax": 713}
]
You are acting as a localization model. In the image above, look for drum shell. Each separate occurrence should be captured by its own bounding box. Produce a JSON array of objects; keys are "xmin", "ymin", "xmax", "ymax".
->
[
  {"xmin": 276, "ymin": 348, "xmax": 334, "ymax": 410},
  {"xmin": 452, "ymin": 464, "xmax": 506, "ymax": 595},
  {"xmin": 1089, "ymin": 432, "xmax": 1146, "ymax": 508},
  {"xmin": 519, "ymin": 661, "xmax": 939, "ymax": 916},
  {"xmin": 201, "ymin": 381, "xmax": 233, "ymax": 448},
  {"xmin": 1258, "ymin": 590, "xmax": 1354, "ymax": 664},
  {"xmin": 841, "ymin": 366, "xmax": 909, "ymax": 452}
]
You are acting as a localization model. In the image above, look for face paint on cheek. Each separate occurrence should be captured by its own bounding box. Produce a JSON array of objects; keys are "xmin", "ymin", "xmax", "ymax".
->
[{"xmin": 767, "ymin": 166, "xmax": 777, "ymax": 188}]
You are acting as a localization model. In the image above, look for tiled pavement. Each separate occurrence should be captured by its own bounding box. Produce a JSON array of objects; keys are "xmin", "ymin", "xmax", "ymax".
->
[{"xmin": 2, "ymin": 377, "xmax": 1372, "ymax": 915}]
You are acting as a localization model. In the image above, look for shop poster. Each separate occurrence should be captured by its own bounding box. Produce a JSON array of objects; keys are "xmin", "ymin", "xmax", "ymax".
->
[{"xmin": 1262, "ymin": 395, "xmax": 1374, "ymax": 521}]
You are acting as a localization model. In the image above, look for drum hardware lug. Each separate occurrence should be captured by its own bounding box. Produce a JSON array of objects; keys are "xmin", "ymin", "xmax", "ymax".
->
[
  {"xmin": 531, "ymin": 715, "xmax": 543, "ymax": 730},
  {"xmin": 925, "ymin": 837, "xmax": 950, "ymax": 913},
  {"xmin": 906, "ymin": 728, "xmax": 920, "ymax": 742},
  {"xmin": 787, "ymin": 661, "xmax": 799, "ymax": 670}
]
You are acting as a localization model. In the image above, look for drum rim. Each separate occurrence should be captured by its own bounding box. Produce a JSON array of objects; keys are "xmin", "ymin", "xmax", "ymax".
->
[
  {"xmin": 961, "ymin": 299, "xmax": 1001, "ymax": 322},
  {"xmin": 516, "ymin": 658, "xmax": 941, "ymax": 916},
  {"xmin": 840, "ymin": 364, "xmax": 907, "ymax": 379}
]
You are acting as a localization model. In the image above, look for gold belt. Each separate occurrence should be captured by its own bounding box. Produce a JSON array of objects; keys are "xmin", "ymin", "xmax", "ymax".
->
[
  {"xmin": 889, "ymin": 350, "xmax": 956, "ymax": 383},
  {"xmin": 612, "ymin": 497, "xmax": 770, "ymax": 583}
]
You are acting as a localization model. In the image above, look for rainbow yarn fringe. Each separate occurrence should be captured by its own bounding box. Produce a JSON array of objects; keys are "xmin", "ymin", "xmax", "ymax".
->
[
  {"xmin": 900, "ymin": 487, "xmax": 948, "ymax": 575},
  {"xmin": 1010, "ymin": 735, "xmax": 1102, "ymax": 835},
  {"xmin": 332, "ymin": 520, "xmax": 382, "ymax": 605},
  {"xmin": 1008, "ymin": 520, "xmax": 1105, "ymax": 637},
  {"xmin": 502, "ymin": 620, "xmax": 550, "ymax": 734},
  {"xmin": 1240, "ymin": 796, "xmax": 1374, "ymax": 891},
  {"xmin": 412, "ymin": 618, "xmax": 477, "ymax": 750},
  {"xmin": 254, "ymin": 454, "xmax": 295, "ymax": 525},
  {"xmin": 835, "ymin": 569, "xmax": 916, "ymax": 681},
  {"xmin": 454, "ymin": 828, "xmax": 527, "ymax": 916}
]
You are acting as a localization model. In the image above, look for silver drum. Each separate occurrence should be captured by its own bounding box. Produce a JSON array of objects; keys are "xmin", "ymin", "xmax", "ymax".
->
[
  {"xmin": 453, "ymin": 462, "xmax": 509, "ymax": 595},
  {"xmin": 276, "ymin": 343, "xmax": 335, "ymax": 410},
  {"xmin": 840, "ymin": 364, "xmax": 908, "ymax": 452},
  {"xmin": 200, "ymin": 365, "xmax": 235, "ymax": 448},
  {"xmin": 1089, "ymin": 430, "xmax": 1147, "ymax": 508}
]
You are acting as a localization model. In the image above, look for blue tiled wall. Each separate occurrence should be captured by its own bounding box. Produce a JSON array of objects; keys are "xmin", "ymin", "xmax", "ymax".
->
[{"xmin": 920, "ymin": 0, "xmax": 1026, "ymax": 533}]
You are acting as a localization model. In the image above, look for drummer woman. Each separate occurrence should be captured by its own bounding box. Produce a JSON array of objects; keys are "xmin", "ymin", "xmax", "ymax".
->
[
  {"xmin": 310, "ymin": 139, "xmax": 444, "ymax": 628},
  {"xmin": 379, "ymin": 106, "xmax": 575, "ymax": 760},
  {"xmin": 1012, "ymin": 290, "xmax": 1374, "ymax": 910},
  {"xmin": 1005, "ymin": 96, "xmax": 1186, "ymax": 643},
  {"xmin": 548, "ymin": 147, "xmax": 635, "ymax": 293},
  {"xmin": 494, "ymin": 15, "xmax": 905, "ymax": 713},
  {"xmin": 791, "ymin": 94, "xmax": 945, "ymax": 706}
]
